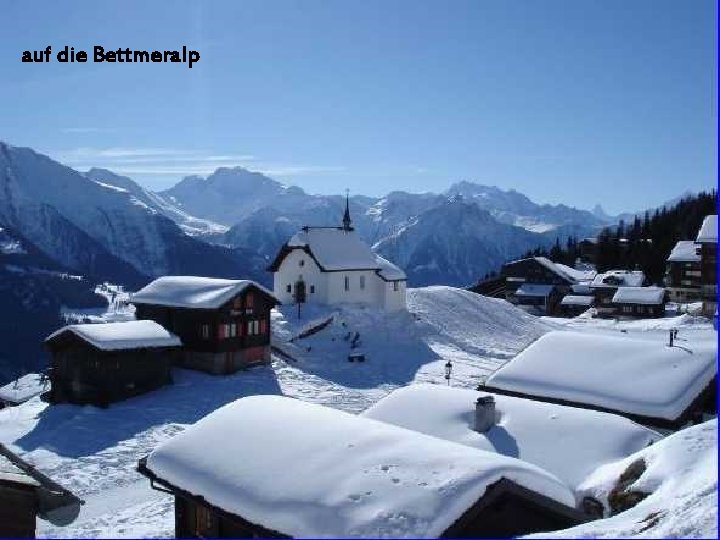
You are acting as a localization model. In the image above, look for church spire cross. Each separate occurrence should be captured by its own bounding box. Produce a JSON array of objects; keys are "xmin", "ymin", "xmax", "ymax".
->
[{"xmin": 342, "ymin": 188, "xmax": 354, "ymax": 231}]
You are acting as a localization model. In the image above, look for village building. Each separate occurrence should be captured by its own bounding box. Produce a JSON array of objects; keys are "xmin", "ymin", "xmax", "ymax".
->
[
  {"xmin": 138, "ymin": 395, "xmax": 585, "ymax": 539},
  {"xmin": 362, "ymin": 384, "xmax": 659, "ymax": 494},
  {"xmin": 480, "ymin": 331, "xmax": 717, "ymax": 430},
  {"xmin": 558, "ymin": 294, "xmax": 594, "ymax": 317},
  {"xmin": 696, "ymin": 215, "xmax": 717, "ymax": 317},
  {"xmin": 589, "ymin": 270, "xmax": 645, "ymax": 317},
  {"xmin": 0, "ymin": 442, "xmax": 82, "ymax": 537},
  {"xmin": 501, "ymin": 257, "xmax": 577, "ymax": 315},
  {"xmin": 664, "ymin": 240, "xmax": 702, "ymax": 303},
  {"xmin": 45, "ymin": 320, "xmax": 181, "ymax": 407},
  {"xmin": 131, "ymin": 277, "xmax": 278, "ymax": 374},
  {"xmin": 611, "ymin": 286, "xmax": 666, "ymax": 319},
  {"xmin": 268, "ymin": 199, "xmax": 407, "ymax": 312}
]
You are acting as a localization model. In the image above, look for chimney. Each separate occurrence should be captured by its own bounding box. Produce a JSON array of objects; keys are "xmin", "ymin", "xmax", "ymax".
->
[{"xmin": 474, "ymin": 396, "xmax": 496, "ymax": 433}]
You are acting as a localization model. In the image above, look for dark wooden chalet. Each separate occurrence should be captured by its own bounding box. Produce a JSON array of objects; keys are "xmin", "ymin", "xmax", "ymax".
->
[
  {"xmin": 611, "ymin": 287, "xmax": 666, "ymax": 319},
  {"xmin": 131, "ymin": 276, "xmax": 279, "ymax": 374},
  {"xmin": 0, "ymin": 443, "xmax": 82, "ymax": 538},
  {"xmin": 45, "ymin": 320, "xmax": 180, "ymax": 407},
  {"xmin": 138, "ymin": 461, "xmax": 584, "ymax": 539},
  {"xmin": 137, "ymin": 396, "xmax": 585, "ymax": 539},
  {"xmin": 696, "ymin": 215, "xmax": 717, "ymax": 317},
  {"xmin": 501, "ymin": 257, "xmax": 574, "ymax": 315},
  {"xmin": 664, "ymin": 241, "xmax": 702, "ymax": 303},
  {"xmin": 558, "ymin": 294, "xmax": 594, "ymax": 317}
]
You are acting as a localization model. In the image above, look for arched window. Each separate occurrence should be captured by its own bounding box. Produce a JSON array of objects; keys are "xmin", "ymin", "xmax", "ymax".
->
[{"xmin": 344, "ymin": 275, "xmax": 350, "ymax": 291}]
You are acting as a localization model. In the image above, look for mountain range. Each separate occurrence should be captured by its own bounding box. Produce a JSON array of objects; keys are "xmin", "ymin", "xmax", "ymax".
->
[{"xmin": 0, "ymin": 141, "xmax": 627, "ymax": 380}]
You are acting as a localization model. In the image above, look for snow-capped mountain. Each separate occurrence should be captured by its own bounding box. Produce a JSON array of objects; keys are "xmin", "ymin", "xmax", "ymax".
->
[
  {"xmin": 163, "ymin": 167, "xmax": 606, "ymax": 286},
  {"xmin": 374, "ymin": 197, "xmax": 549, "ymax": 286},
  {"xmin": 445, "ymin": 181, "xmax": 607, "ymax": 233},
  {"xmin": 0, "ymin": 143, "xmax": 266, "ymax": 284}
]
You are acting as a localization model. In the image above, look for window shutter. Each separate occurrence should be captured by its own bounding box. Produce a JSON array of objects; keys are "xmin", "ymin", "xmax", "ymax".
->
[{"xmin": 260, "ymin": 319, "xmax": 267, "ymax": 334}]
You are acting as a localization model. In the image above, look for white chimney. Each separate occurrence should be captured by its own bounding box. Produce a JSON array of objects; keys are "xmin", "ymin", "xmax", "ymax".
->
[{"xmin": 474, "ymin": 395, "xmax": 496, "ymax": 433}]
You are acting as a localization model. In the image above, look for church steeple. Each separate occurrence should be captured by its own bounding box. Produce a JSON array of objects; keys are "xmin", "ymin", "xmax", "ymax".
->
[{"xmin": 342, "ymin": 189, "xmax": 353, "ymax": 231}]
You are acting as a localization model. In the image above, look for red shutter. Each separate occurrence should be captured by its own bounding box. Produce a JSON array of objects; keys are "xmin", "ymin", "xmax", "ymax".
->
[
  {"xmin": 245, "ymin": 293, "xmax": 254, "ymax": 309},
  {"xmin": 260, "ymin": 319, "xmax": 267, "ymax": 335},
  {"xmin": 217, "ymin": 324, "xmax": 225, "ymax": 340}
]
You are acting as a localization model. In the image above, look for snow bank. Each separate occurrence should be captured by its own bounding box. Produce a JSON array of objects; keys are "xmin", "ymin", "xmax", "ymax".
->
[
  {"xmin": 131, "ymin": 276, "xmax": 274, "ymax": 309},
  {"xmin": 612, "ymin": 287, "xmax": 665, "ymax": 305},
  {"xmin": 530, "ymin": 419, "xmax": 718, "ymax": 539},
  {"xmin": 362, "ymin": 384, "xmax": 659, "ymax": 490},
  {"xmin": 145, "ymin": 395, "xmax": 576, "ymax": 538},
  {"xmin": 0, "ymin": 374, "xmax": 48, "ymax": 405},
  {"xmin": 46, "ymin": 320, "xmax": 182, "ymax": 351},
  {"xmin": 485, "ymin": 331, "xmax": 716, "ymax": 421}
]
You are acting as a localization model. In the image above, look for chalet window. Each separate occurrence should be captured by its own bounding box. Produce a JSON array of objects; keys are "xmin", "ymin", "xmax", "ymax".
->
[
  {"xmin": 245, "ymin": 293, "xmax": 255, "ymax": 315},
  {"xmin": 393, "ymin": 281, "xmax": 399, "ymax": 292},
  {"xmin": 622, "ymin": 306, "xmax": 633, "ymax": 314},
  {"xmin": 310, "ymin": 285, "xmax": 315, "ymax": 293},
  {"xmin": 247, "ymin": 320, "xmax": 260, "ymax": 336},
  {"xmin": 201, "ymin": 324, "xmax": 210, "ymax": 339},
  {"xmin": 344, "ymin": 276, "xmax": 350, "ymax": 291},
  {"xmin": 286, "ymin": 284, "xmax": 292, "ymax": 293},
  {"xmin": 360, "ymin": 275, "xmax": 365, "ymax": 290},
  {"xmin": 229, "ymin": 323, "xmax": 237, "ymax": 338}
]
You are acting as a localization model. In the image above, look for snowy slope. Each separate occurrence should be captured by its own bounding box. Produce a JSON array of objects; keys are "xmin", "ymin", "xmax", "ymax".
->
[
  {"xmin": 0, "ymin": 287, "xmax": 550, "ymax": 537},
  {"xmin": 529, "ymin": 420, "xmax": 718, "ymax": 539},
  {"xmin": 0, "ymin": 143, "xmax": 266, "ymax": 282}
]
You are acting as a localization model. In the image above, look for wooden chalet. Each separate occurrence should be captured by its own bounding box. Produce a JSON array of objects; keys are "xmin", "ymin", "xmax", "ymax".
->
[
  {"xmin": 558, "ymin": 294, "xmax": 594, "ymax": 317},
  {"xmin": 611, "ymin": 286, "xmax": 666, "ymax": 319},
  {"xmin": 589, "ymin": 270, "xmax": 645, "ymax": 317},
  {"xmin": 131, "ymin": 276, "xmax": 279, "ymax": 374},
  {"xmin": 45, "ymin": 320, "xmax": 181, "ymax": 407},
  {"xmin": 664, "ymin": 240, "xmax": 702, "ymax": 303},
  {"xmin": 696, "ymin": 215, "xmax": 717, "ymax": 317},
  {"xmin": 0, "ymin": 443, "xmax": 82, "ymax": 538},
  {"xmin": 138, "ymin": 396, "xmax": 585, "ymax": 539},
  {"xmin": 501, "ymin": 257, "xmax": 575, "ymax": 315}
]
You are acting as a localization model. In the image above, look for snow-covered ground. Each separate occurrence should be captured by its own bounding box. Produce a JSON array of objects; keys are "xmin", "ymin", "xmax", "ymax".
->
[{"xmin": 0, "ymin": 287, "xmax": 714, "ymax": 538}]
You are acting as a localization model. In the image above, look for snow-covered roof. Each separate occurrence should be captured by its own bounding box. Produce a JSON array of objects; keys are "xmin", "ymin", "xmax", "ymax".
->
[
  {"xmin": 516, "ymin": 283, "xmax": 555, "ymax": 297},
  {"xmin": 288, "ymin": 228, "xmax": 380, "ymax": 270},
  {"xmin": 485, "ymin": 331, "xmax": 717, "ymax": 421},
  {"xmin": 46, "ymin": 320, "xmax": 182, "ymax": 351},
  {"xmin": 667, "ymin": 240, "xmax": 700, "ymax": 263},
  {"xmin": 696, "ymin": 215, "xmax": 717, "ymax": 243},
  {"xmin": 591, "ymin": 270, "xmax": 645, "ymax": 288},
  {"xmin": 555, "ymin": 263, "xmax": 597, "ymax": 283},
  {"xmin": 0, "ymin": 374, "xmax": 47, "ymax": 404},
  {"xmin": 131, "ymin": 276, "xmax": 275, "ymax": 309},
  {"xmin": 144, "ymin": 395, "xmax": 575, "ymax": 538},
  {"xmin": 560, "ymin": 295, "xmax": 594, "ymax": 307},
  {"xmin": 533, "ymin": 257, "xmax": 576, "ymax": 283},
  {"xmin": 362, "ymin": 385, "xmax": 659, "ymax": 490},
  {"xmin": 0, "ymin": 452, "xmax": 40, "ymax": 486},
  {"xmin": 375, "ymin": 254, "xmax": 406, "ymax": 281},
  {"xmin": 571, "ymin": 283, "xmax": 592, "ymax": 295},
  {"xmin": 612, "ymin": 286, "xmax": 665, "ymax": 305}
]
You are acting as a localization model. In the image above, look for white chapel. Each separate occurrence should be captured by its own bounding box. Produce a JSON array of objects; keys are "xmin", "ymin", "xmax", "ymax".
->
[{"xmin": 268, "ymin": 198, "xmax": 407, "ymax": 311}]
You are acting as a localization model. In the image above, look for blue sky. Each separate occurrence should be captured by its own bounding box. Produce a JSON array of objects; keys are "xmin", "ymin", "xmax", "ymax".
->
[{"xmin": 1, "ymin": 0, "xmax": 716, "ymax": 214}]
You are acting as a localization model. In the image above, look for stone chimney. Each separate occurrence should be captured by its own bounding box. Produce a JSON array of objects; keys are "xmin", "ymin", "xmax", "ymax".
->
[{"xmin": 474, "ymin": 395, "xmax": 496, "ymax": 433}]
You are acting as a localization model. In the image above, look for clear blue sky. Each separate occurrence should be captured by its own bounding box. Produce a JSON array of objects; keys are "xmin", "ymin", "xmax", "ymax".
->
[{"xmin": 1, "ymin": 0, "xmax": 716, "ymax": 214}]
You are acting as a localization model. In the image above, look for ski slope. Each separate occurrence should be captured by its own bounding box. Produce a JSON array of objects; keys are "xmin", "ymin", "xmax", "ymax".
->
[{"xmin": 0, "ymin": 286, "xmax": 551, "ymax": 538}]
